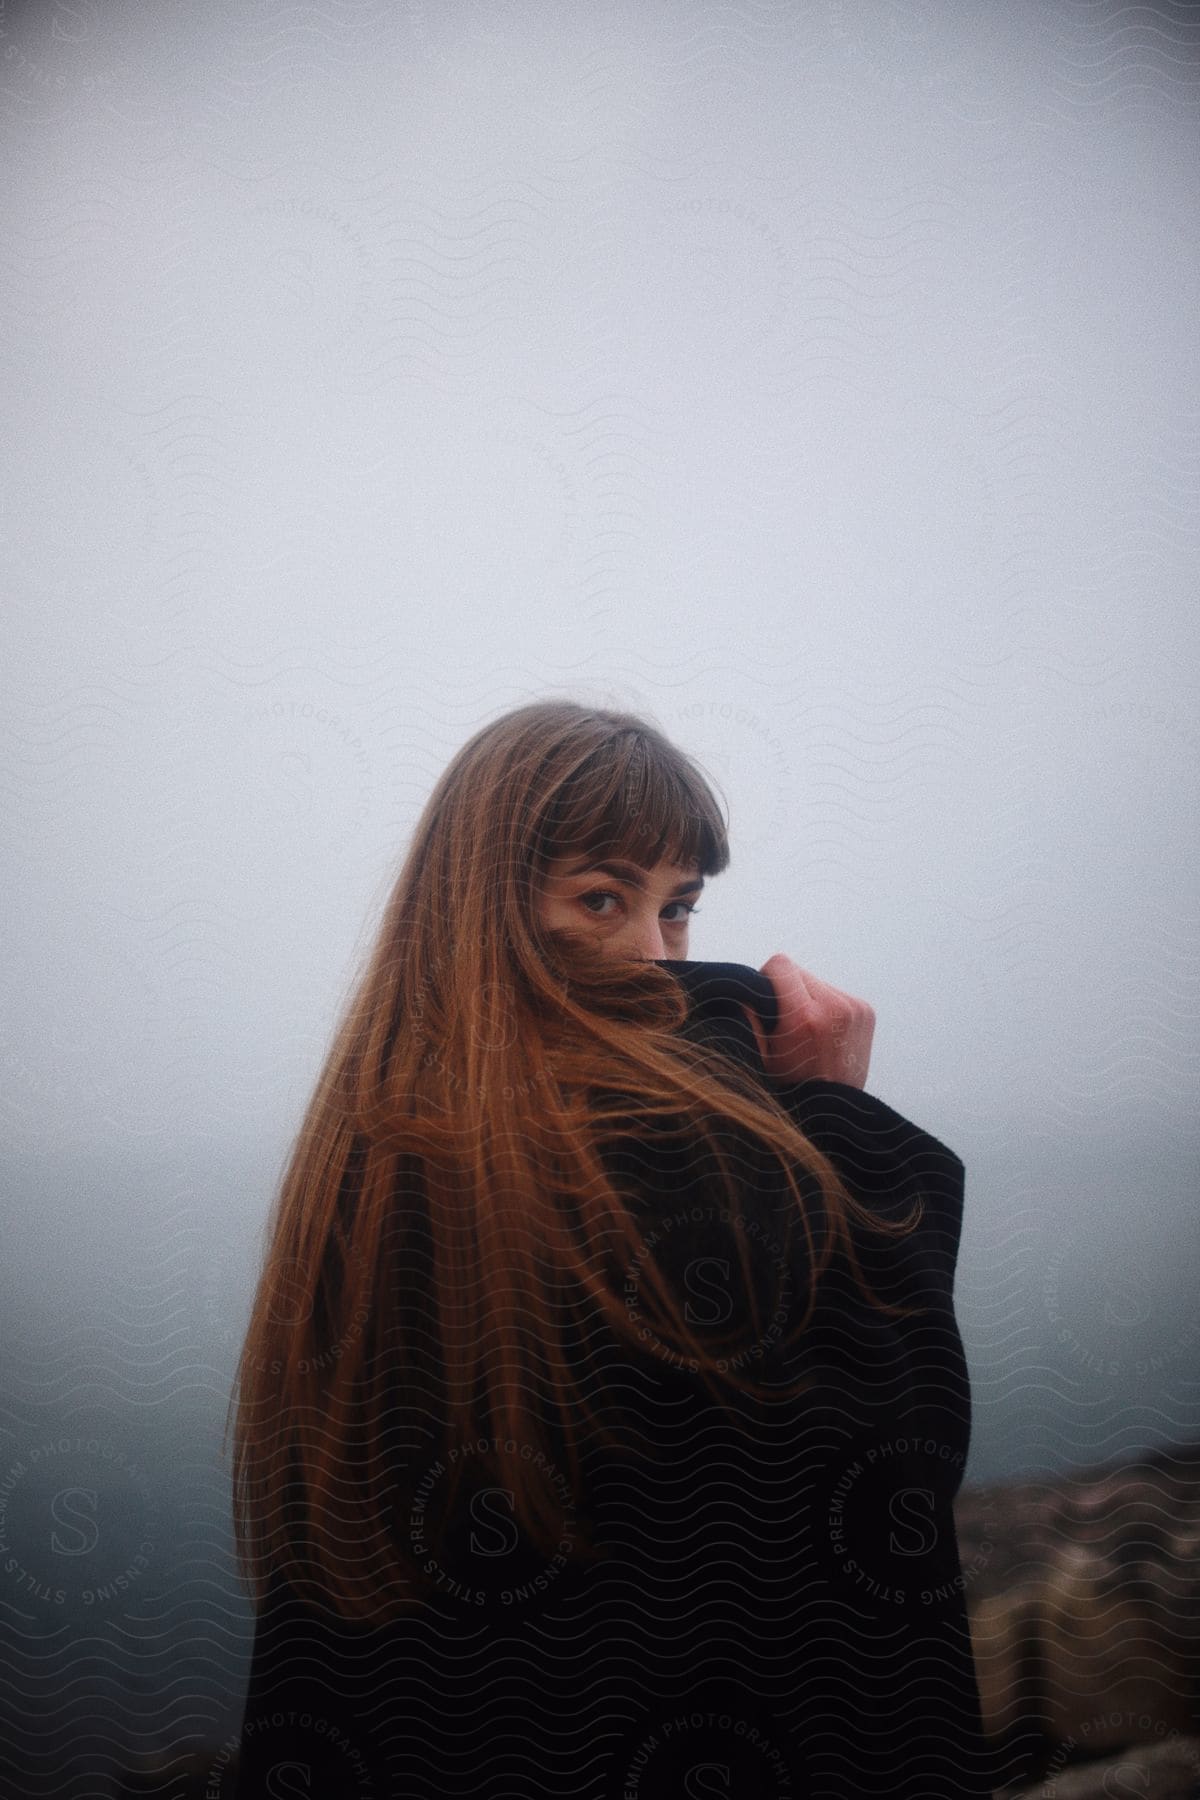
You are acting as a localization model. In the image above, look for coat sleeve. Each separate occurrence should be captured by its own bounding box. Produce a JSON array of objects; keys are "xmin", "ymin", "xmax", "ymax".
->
[{"xmin": 642, "ymin": 957, "xmax": 996, "ymax": 1796}]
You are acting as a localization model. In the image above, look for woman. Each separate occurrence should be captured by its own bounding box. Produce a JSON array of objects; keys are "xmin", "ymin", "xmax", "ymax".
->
[{"xmin": 223, "ymin": 699, "xmax": 995, "ymax": 1798}]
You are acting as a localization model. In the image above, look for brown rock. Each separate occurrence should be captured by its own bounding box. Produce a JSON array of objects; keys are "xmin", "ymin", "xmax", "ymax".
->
[
  {"xmin": 1004, "ymin": 1731, "xmax": 1200, "ymax": 1799},
  {"xmin": 955, "ymin": 1441, "xmax": 1200, "ymax": 1782}
]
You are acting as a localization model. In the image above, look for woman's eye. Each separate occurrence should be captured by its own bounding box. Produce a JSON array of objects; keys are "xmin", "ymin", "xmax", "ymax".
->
[
  {"xmin": 580, "ymin": 889, "xmax": 620, "ymax": 916},
  {"xmin": 578, "ymin": 891, "xmax": 699, "ymax": 923}
]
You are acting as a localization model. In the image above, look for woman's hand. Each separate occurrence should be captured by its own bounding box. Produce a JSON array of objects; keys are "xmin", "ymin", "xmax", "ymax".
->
[{"xmin": 744, "ymin": 953, "xmax": 875, "ymax": 1089}]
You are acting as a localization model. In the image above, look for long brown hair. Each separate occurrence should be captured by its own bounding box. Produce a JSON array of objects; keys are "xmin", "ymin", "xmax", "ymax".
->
[{"xmin": 224, "ymin": 699, "xmax": 926, "ymax": 1622}]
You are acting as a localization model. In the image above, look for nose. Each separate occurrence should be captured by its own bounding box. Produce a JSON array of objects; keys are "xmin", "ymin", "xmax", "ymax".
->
[{"xmin": 630, "ymin": 918, "xmax": 667, "ymax": 960}]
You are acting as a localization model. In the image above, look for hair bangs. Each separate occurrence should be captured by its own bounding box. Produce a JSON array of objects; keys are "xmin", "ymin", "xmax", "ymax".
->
[{"xmin": 540, "ymin": 726, "xmax": 730, "ymax": 878}]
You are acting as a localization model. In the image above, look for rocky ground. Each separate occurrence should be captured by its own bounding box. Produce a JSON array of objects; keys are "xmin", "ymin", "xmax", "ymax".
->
[
  {"xmin": 1003, "ymin": 1734, "xmax": 1200, "ymax": 1799},
  {"xmin": 956, "ymin": 1439, "xmax": 1200, "ymax": 1796}
]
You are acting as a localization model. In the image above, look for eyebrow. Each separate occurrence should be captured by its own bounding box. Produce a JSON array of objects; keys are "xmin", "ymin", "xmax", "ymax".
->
[{"xmin": 563, "ymin": 857, "xmax": 705, "ymax": 898}]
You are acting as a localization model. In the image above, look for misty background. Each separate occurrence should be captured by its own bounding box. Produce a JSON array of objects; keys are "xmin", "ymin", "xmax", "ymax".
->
[{"xmin": 2, "ymin": 0, "xmax": 1198, "ymax": 1790}]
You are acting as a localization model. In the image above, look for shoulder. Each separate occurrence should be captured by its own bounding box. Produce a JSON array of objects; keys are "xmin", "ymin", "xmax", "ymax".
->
[
  {"xmin": 598, "ymin": 965, "xmax": 970, "ymax": 1299},
  {"xmin": 767, "ymin": 1078, "xmax": 967, "ymax": 1272},
  {"xmin": 660, "ymin": 961, "xmax": 964, "ymax": 1157},
  {"xmin": 769, "ymin": 1077, "xmax": 964, "ymax": 1185},
  {"xmin": 659, "ymin": 957, "xmax": 965, "ymax": 1192}
]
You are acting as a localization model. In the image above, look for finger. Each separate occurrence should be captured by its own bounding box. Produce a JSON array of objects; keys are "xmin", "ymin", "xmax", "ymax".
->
[{"xmin": 760, "ymin": 953, "xmax": 813, "ymax": 998}]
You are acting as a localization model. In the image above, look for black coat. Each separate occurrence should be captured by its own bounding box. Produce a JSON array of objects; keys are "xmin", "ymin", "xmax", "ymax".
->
[{"xmin": 229, "ymin": 960, "xmax": 995, "ymax": 1798}]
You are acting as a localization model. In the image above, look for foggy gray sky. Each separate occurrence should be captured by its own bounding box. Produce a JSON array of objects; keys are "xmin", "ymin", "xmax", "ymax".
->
[{"xmin": 2, "ymin": 0, "xmax": 1198, "ymax": 1491}]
